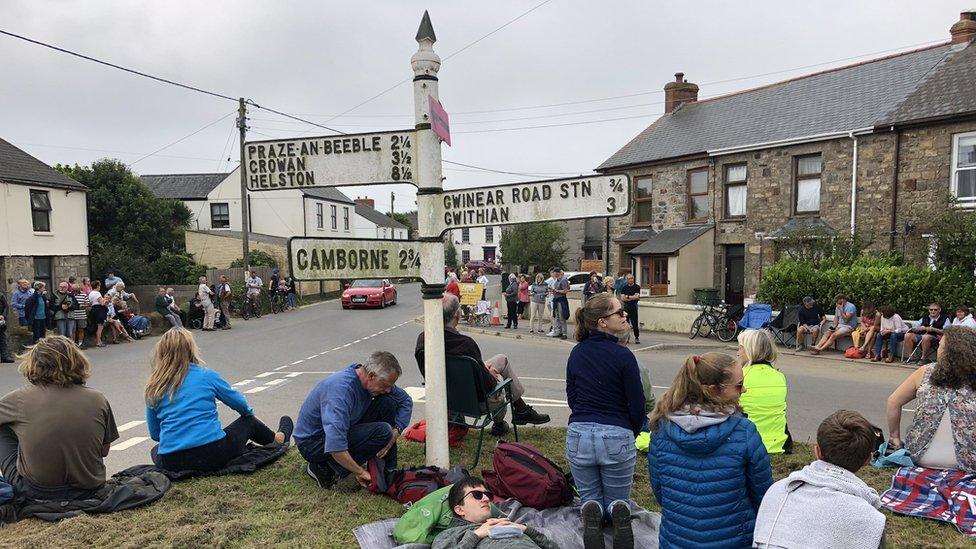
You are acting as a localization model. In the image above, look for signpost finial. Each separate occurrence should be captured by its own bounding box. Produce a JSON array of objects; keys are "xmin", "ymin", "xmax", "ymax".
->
[{"xmin": 416, "ymin": 10, "xmax": 436, "ymax": 44}]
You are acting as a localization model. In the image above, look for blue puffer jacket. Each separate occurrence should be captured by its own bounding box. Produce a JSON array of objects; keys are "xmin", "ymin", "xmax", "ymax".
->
[{"xmin": 649, "ymin": 410, "xmax": 773, "ymax": 549}]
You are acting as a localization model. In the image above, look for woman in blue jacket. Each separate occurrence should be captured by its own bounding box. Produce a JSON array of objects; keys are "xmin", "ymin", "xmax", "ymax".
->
[
  {"xmin": 145, "ymin": 328, "xmax": 292, "ymax": 473},
  {"xmin": 566, "ymin": 293, "xmax": 645, "ymax": 549},
  {"xmin": 649, "ymin": 352, "xmax": 773, "ymax": 549}
]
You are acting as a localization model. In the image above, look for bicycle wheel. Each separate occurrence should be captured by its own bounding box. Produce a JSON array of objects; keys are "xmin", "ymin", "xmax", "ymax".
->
[
  {"xmin": 717, "ymin": 317, "xmax": 739, "ymax": 342},
  {"xmin": 240, "ymin": 302, "xmax": 249, "ymax": 320},
  {"xmin": 271, "ymin": 295, "xmax": 282, "ymax": 314},
  {"xmin": 689, "ymin": 316, "xmax": 704, "ymax": 339}
]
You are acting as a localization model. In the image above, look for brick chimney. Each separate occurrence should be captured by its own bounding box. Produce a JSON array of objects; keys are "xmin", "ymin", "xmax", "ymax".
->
[
  {"xmin": 354, "ymin": 196, "xmax": 375, "ymax": 209},
  {"xmin": 951, "ymin": 10, "xmax": 976, "ymax": 45},
  {"xmin": 664, "ymin": 73, "xmax": 699, "ymax": 113}
]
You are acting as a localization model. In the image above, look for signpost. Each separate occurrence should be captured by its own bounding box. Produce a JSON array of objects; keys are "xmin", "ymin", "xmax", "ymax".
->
[
  {"xmin": 288, "ymin": 237, "xmax": 422, "ymax": 281},
  {"xmin": 428, "ymin": 96, "xmax": 451, "ymax": 146}
]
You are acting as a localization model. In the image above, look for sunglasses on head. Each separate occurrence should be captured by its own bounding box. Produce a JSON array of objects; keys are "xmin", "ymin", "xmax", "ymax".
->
[
  {"xmin": 601, "ymin": 308, "xmax": 627, "ymax": 319},
  {"xmin": 463, "ymin": 489, "xmax": 494, "ymax": 502}
]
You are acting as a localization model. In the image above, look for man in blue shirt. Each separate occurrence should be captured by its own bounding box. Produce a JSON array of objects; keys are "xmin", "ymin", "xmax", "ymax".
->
[
  {"xmin": 294, "ymin": 351, "xmax": 413, "ymax": 489},
  {"xmin": 810, "ymin": 294, "xmax": 858, "ymax": 355}
]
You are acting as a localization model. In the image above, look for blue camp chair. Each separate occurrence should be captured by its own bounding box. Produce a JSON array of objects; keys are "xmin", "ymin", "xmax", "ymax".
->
[{"xmin": 739, "ymin": 303, "xmax": 773, "ymax": 330}]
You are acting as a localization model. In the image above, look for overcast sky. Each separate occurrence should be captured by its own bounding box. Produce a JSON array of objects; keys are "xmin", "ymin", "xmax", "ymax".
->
[{"xmin": 1, "ymin": 1, "xmax": 967, "ymax": 213}]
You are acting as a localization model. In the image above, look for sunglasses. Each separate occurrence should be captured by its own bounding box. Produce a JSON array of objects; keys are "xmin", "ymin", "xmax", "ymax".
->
[
  {"xmin": 463, "ymin": 489, "xmax": 494, "ymax": 502},
  {"xmin": 601, "ymin": 308, "xmax": 628, "ymax": 319}
]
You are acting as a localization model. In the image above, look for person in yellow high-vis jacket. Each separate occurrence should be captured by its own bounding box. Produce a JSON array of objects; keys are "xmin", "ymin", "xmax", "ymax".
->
[{"xmin": 737, "ymin": 329, "xmax": 793, "ymax": 454}]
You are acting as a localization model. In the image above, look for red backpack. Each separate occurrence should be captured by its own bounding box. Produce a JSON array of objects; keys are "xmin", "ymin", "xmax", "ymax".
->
[
  {"xmin": 482, "ymin": 441, "xmax": 573, "ymax": 509},
  {"xmin": 366, "ymin": 459, "xmax": 452, "ymax": 506}
]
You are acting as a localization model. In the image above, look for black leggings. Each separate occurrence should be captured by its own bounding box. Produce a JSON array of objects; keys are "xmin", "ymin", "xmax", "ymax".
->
[
  {"xmin": 153, "ymin": 415, "xmax": 276, "ymax": 473},
  {"xmin": 626, "ymin": 304, "xmax": 640, "ymax": 339}
]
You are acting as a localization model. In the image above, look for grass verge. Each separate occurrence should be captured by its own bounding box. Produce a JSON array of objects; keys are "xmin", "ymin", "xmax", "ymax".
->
[{"xmin": 0, "ymin": 427, "xmax": 969, "ymax": 548}]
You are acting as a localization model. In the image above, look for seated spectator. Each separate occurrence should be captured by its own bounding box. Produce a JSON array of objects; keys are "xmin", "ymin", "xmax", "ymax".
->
[
  {"xmin": 854, "ymin": 301, "xmax": 880, "ymax": 359},
  {"xmin": 165, "ymin": 287, "xmax": 187, "ymax": 326},
  {"xmin": 432, "ymin": 476, "xmax": 558, "ymax": 549},
  {"xmin": 10, "ymin": 278, "xmax": 33, "ymax": 327},
  {"xmin": 106, "ymin": 297, "xmax": 135, "ymax": 343},
  {"xmin": 810, "ymin": 294, "xmax": 858, "ymax": 355},
  {"xmin": 117, "ymin": 301, "xmax": 150, "ymax": 338},
  {"xmin": 103, "ymin": 271, "xmax": 123, "ymax": 291},
  {"xmin": 72, "ymin": 282, "xmax": 90, "ymax": 349},
  {"xmin": 145, "ymin": 329, "xmax": 291, "ymax": 473},
  {"xmin": 106, "ymin": 281, "xmax": 138, "ymax": 309},
  {"xmin": 0, "ymin": 336, "xmax": 119, "ymax": 499},
  {"xmin": 155, "ymin": 287, "xmax": 183, "ymax": 329},
  {"xmin": 952, "ymin": 305, "xmax": 976, "ymax": 329},
  {"xmin": 753, "ymin": 410, "xmax": 884, "ymax": 548},
  {"xmin": 886, "ymin": 326, "xmax": 976, "ymax": 471},
  {"xmin": 416, "ymin": 295, "xmax": 550, "ymax": 436},
  {"xmin": 23, "ymin": 281, "xmax": 50, "ymax": 344},
  {"xmin": 873, "ymin": 305, "xmax": 907, "ymax": 363},
  {"xmin": 737, "ymin": 329, "xmax": 791, "ymax": 455},
  {"xmin": 902, "ymin": 302, "xmax": 950, "ymax": 364},
  {"xmin": 293, "ymin": 351, "xmax": 412, "ymax": 489},
  {"xmin": 794, "ymin": 296, "xmax": 825, "ymax": 351},
  {"xmin": 648, "ymin": 352, "xmax": 773, "ymax": 549}
]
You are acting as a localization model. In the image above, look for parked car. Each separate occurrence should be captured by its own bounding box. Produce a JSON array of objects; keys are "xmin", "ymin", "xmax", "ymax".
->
[
  {"xmin": 563, "ymin": 271, "xmax": 604, "ymax": 292},
  {"xmin": 341, "ymin": 279, "xmax": 397, "ymax": 309},
  {"xmin": 464, "ymin": 260, "xmax": 501, "ymax": 274}
]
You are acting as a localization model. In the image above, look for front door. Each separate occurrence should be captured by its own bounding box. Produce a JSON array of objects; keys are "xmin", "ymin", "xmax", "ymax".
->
[
  {"xmin": 724, "ymin": 244, "xmax": 745, "ymax": 305},
  {"xmin": 641, "ymin": 256, "xmax": 669, "ymax": 296},
  {"xmin": 482, "ymin": 247, "xmax": 496, "ymax": 263}
]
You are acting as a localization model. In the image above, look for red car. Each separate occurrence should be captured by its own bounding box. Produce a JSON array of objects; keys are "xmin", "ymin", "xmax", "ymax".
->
[
  {"xmin": 342, "ymin": 279, "xmax": 397, "ymax": 309},
  {"xmin": 464, "ymin": 260, "xmax": 501, "ymax": 274}
]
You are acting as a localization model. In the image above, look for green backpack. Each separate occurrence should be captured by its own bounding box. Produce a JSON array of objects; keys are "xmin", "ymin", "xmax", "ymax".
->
[{"xmin": 392, "ymin": 484, "xmax": 503, "ymax": 545}]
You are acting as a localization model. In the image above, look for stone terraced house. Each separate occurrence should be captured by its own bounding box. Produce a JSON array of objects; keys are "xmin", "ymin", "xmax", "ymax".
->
[{"xmin": 597, "ymin": 10, "xmax": 976, "ymax": 305}]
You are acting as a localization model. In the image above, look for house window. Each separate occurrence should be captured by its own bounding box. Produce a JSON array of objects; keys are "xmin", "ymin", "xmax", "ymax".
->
[
  {"xmin": 29, "ymin": 190, "xmax": 51, "ymax": 232},
  {"xmin": 687, "ymin": 169, "xmax": 709, "ymax": 222},
  {"xmin": 461, "ymin": 228, "xmax": 470, "ymax": 243},
  {"xmin": 724, "ymin": 164, "xmax": 747, "ymax": 218},
  {"xmin": 210, "ymin": 202, "xmax": 230, "ymax": 228},
  {"xmin": 330, "ymin": 205, "xmax": 337, "ymax": 230},
  {"xmin": 33, "ymin": 257, "xmax": 53, "ymax": 289},
  {"xmin": 485, "ymin": 227, "xmax": 494, "ymax": 243},
  {"xmin": 461, "ymin": 250, "xmax": 471, "ymax": 263},
  {"xmin": 634, "ymin": 176, "xmax": 653, "ymax": 223},
  {"xmin": 952, "ymin": 131, "xmax": 976, "ymax": 204},
  {"xmin": 794, "ymin": 154, "xmax": 822, "ymax": 214},
  {"xmin": 343, "ymin": 207, "xmax": 350, "ymax": 230},
  {"xmin": 316, "ymin": 204, "xmax": 324, "ymax": 229}
]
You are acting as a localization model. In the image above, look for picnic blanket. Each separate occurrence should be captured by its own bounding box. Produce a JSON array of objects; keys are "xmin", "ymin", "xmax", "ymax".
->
[
  {"xmin": 138, "ymin": 441, "xmax": 291, "ymax": 480},
  {"xmin": 880, "ymin": 466, "xmax": 976, "ymax": 537},
  {"xmin": 354, "ymin": 499, "xmax": 661, "ymax": 548}
]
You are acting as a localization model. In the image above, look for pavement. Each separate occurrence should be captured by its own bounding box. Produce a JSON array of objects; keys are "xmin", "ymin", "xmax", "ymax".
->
[{"xmin": 0, "ymin": 281, "xmax": 918, "ymax": 475}]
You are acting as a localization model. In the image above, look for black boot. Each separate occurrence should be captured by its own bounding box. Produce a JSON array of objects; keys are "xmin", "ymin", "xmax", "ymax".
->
[{"xmin": 513, "ymin": 400, "xmax": 551, "ymax": 425}]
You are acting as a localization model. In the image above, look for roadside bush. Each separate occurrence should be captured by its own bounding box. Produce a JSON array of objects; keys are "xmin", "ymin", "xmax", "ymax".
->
[
  {"xmin": 230, "ymin": 250, "xmax": 278, "ymax": 269},
  {"xmin": 758, "ymin": 258, "xmax": 976, "ymax": 317}
]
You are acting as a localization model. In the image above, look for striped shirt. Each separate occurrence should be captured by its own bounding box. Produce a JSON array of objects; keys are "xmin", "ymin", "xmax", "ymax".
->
[{"xmin": 73, "ymin": 291, "xmax": 90, "ymax": 320}]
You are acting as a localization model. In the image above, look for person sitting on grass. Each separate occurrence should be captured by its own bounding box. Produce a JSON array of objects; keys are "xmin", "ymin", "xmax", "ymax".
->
[
  {"xmin": 145, "ymin": 328, "xmax": 292, "ymax": 474},
  {"xmin": 886, "ymin": 326, "xmax": 976, "ymax": 472},
  {"xmin": 753, "ymin": 410, "xmax": 885, "ymax": 549},
  {"xmin": 901, "ymin": 302, "xmax": 950, "ymax": 364},
  {"xmin": 872, "ymin": 305, "xmax": 907, "ymax": 363},
  {"xmin": 854, "ymin": 301, "xmax": 880, "ymax": 359},
  {"xmin": 737, "ymin": 329, "xmax": 792, "ymax": 455},
  {"xmin": 795, "ymin": 296, "xmax": 825, "ymax": 351},
  {"xmin": 810, "ymin": 294, "xmax": 858, "ymax": 355},
  {"xmin": 293, "ymin": 351, "xmax": 413, "ymax": 490},
  {"xmin": 432, "ymin": 476, "xmax": 559, "ymax": 549},
  {"xmin": 951, "ymin": 305, "xmax": 976, "ymax": 329},
  {"xmin": 0, "ymin": 336, "xmax": 118, "ymax": 500}
]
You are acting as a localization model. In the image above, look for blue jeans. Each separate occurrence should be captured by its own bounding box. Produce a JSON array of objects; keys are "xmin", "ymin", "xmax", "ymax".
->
[
  {"xmin": 295, "ymin": 394, "xmax": 398, "ymax": 476},
  {"xmin": 57, "ymin": 318, "xmax": 76, "ymax": 338},
  {"xmin": 287, "ymin": 293, "xmax": 296, "ymax": 309},
  {"xmin": 566, "ymin": 422, "xmax": 636, "ymax": 519},
  {"xmin": 874, "ymin": 331, "xmax": 906, "ymax": 357}
]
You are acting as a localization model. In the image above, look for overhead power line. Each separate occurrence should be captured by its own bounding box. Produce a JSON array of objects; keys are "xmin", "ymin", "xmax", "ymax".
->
[{"xmin": 131, "ymin": 112, "xmax": 236, "ymax": 165}]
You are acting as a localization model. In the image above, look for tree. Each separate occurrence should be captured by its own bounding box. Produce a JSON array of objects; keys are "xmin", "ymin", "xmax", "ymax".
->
[
  {"xmin": 230, "ymin": 249, "xmax": 279, "ymax": 269},
  {"xmin": 56, "ymin": 159, "xmax": 199, "ymax": 285},
  {"xmin": 386, "ymin": 211, "xmax": 414, "ymax": 231},
  {"xmin": 444, "ymin": 240, "xmax": 458, "ymax": 268},
  {"xmin": 498, "ymin": 222, "xmax": 567, "ymax": 272}
]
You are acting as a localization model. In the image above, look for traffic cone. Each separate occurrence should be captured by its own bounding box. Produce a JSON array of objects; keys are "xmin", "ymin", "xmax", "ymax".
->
[{"xmin": 491, "ymin": 301, "xmax": 502, "ymax": 326}]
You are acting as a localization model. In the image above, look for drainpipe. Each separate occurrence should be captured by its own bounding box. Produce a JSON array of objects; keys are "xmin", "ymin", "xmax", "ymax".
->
[
  {"xmin": 889, "ymin": 127, "xmax": 901, "ymax": 251},
  {"xmin": 849, "ymin": 132, "xmax": 859, "ymax": 236}
]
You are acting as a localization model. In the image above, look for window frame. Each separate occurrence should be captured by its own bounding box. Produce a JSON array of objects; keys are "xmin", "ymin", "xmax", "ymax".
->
[
  {"xmin": 723, "ymin": 163, "xmax": 748, "ymax": 219},
  {"xmin": 952, "ymin": 131, "xmax": 976, "ymax": 206},
  {"xmin": 343, "ymin": 207, "xmax": 350, "ymax": 230},
  {"xmin": 210, "ymin": 202, "xmax": 230, "ymax": 229},
  {"xmin": 33, "ymin": 256, "xmax": 53, "ymax": 289},
  {"xmin": 315, "ymin": 203, "xmax": 324, "ymax": 229},
  {"xmin": 330, "ymin": 204, "xmax": 337, "ymax": 230},
  {"xmin": 461, "ymin": 228, "xmax": 470, "ymax": 243},
  {"xmin": 686, "ymin": 168, "xmax": 710, "ymax": 223},
  {"xmin": 485, "ymin": 227, "xmax": 493, "ymax": 243},
  {"xmin": 633, "ymin": 175, "xmax": 654, "ymax": 225},
  {"xmin": 29, "ymin": 190, "xmax": 52, "ymax": 232},
  {"xmin": 461, "ymin": 249, "xmax": 471, "ymax": 263},
  {"xmin": 793, "ymin": 154, "xmax": 823, "ymax": 216}
]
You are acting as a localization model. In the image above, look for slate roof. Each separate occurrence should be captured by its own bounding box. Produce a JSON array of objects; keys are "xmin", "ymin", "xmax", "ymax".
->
[
  {"xmin": 598, "ymin": 43, "xmax": 953, "ymax": 170},
  {"xmin": 356, "ymin": 204, "xmax": 408, "ymax": 229},
  {"xmin": 880, "ymin": 42, "xmax": 976, "ymax": 126},
  {"xmin": 0, "ymin": 138, "xmax": 87, "ymax": 190},
  {"xmin": 614, "ymin": 227, "xmax": 656, "ymax": 243},
  {"xmin": 767, "ymin": 217, "xmax": 837, "ymax": 239},
  {"xmin": 303, "ymin": 187, "xmax": 355, "ymax": 205},
  {"xmin": 627, "ymin": 225, "xmax": 712, "ymax": 255},
  {"xmin": 140, "ymin": 173, "xmax": 228, "ymax": 200}
]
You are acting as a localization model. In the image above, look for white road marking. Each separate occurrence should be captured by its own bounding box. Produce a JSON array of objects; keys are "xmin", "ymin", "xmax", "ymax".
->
[
  {"xmin": 306, "ymin": 355, "xmax": 318, "ymax": 360},
  {"xmin": 266, "ymin": 379, "xmax": 287, "ymax": 386},
  {"xmin": 519, "ymin": 376, "xmax": 565, "ymax": 382},
  {"xmin": 291, "ymin": 360, "xmax": 304, "ymax": 365},
  {"xmin": 273, "ymin": 365, "xmax": 290, "ymax": 371},
  {"xmin": 522, "ymin": 396, "xmax": 568, "ymax": 404},
  {"xmin": 403, "ymin": 386, "xmax": 427, "ymax": 401},
  {"xmin": 111, "ymin": 437, "xmax": 149, "ymax": 451},
  {"xmin": 286, "ymin": 372, "xmax": 302, "ymax": 378},
  {"xmin": 245, "ymin": 386, "xmax": 270, "ymax": 394},
  {"xmin": 117, "ymin": 420, "xmax": 145, "ymax": 433},
  {"xmin": 255, "ymin": 372, "xmax": 275, "ymax": 378},
  {"xmin": 233, "ymin": 379, "xmax": 255, "ymax": 386}
]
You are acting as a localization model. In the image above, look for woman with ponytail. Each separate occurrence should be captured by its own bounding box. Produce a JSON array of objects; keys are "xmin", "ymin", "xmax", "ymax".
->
[
  {"xmin": 648, "ymin": 352, "xmax": 773, "ymax": 549},
  {"xmin": 566, "ymin": 293, "xmax": 645, "ymax": 549}
]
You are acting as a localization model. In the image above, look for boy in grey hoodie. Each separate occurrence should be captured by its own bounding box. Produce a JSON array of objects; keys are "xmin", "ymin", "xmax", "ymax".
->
[{"xmin": 753, "ymin": 410, "xmax": 885, "ymax": 549}]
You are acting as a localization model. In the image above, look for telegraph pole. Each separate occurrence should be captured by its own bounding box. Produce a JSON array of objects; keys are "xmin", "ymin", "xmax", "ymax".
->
[
  {"xmin": 237, "ymin": 98, "xmax": 251, "ymax": 268},
  {"xmin": 391, "ymin": 190, "xmax": 395, "ymax": 217}
]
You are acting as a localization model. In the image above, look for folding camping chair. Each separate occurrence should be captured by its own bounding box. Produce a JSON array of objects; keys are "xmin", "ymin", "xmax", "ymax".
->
[
  {"xmin": 768, "ymin": 305, "xmax": 801, "ymax": 348},
  {"xmin": 471, "ymin": 300, "xmax": 492, "ymax": 327},
  {"xmin": 739, "ymin": 304, "xmax": 772, "ymax": 330}
]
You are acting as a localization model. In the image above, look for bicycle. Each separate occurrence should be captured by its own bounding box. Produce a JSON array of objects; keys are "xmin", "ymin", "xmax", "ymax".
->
[
  {"xmin": 689, "ymin": 301, "xmax": 739, "ymax": 342},
  {"xmin": 270, "ymin": 290, "xmax": 287, "ymax": 314}
]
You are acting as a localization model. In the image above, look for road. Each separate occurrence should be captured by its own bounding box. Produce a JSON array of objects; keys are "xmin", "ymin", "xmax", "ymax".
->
[{"xmin": 0, "ymin": 281, "xmax": 917, "ymax": 474}]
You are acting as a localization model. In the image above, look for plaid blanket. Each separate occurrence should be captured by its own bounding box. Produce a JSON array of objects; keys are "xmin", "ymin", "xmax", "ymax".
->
[{"xmin": 881, "ymin": 466, "xmax": 976, "ymax": 537}]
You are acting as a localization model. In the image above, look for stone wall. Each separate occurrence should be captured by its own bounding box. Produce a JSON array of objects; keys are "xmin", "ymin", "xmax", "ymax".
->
[{"xmin": 3, "ymin": 254, "xmax": 90, "ymax": 295}]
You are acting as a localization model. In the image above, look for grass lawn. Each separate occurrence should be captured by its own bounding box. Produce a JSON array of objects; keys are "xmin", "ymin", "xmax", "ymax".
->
[{"xmin": 1, "ymin": 427, "xmax": 970, "ymax": 548}]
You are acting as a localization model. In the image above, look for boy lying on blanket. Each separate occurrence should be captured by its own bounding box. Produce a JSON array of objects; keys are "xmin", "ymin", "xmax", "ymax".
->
[
  {"xmin": 753, "ymin": 410, "xmax": 886, "ymax": 548},
  {"xmin": 432, "ymin": 476, "xmax": 558, "ymax": 549}
]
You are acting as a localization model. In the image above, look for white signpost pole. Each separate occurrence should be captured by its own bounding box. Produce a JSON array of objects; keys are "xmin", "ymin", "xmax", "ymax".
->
[{"xmin": 412, "ymin": 12, "xmax": 450, "ymax": 469}]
